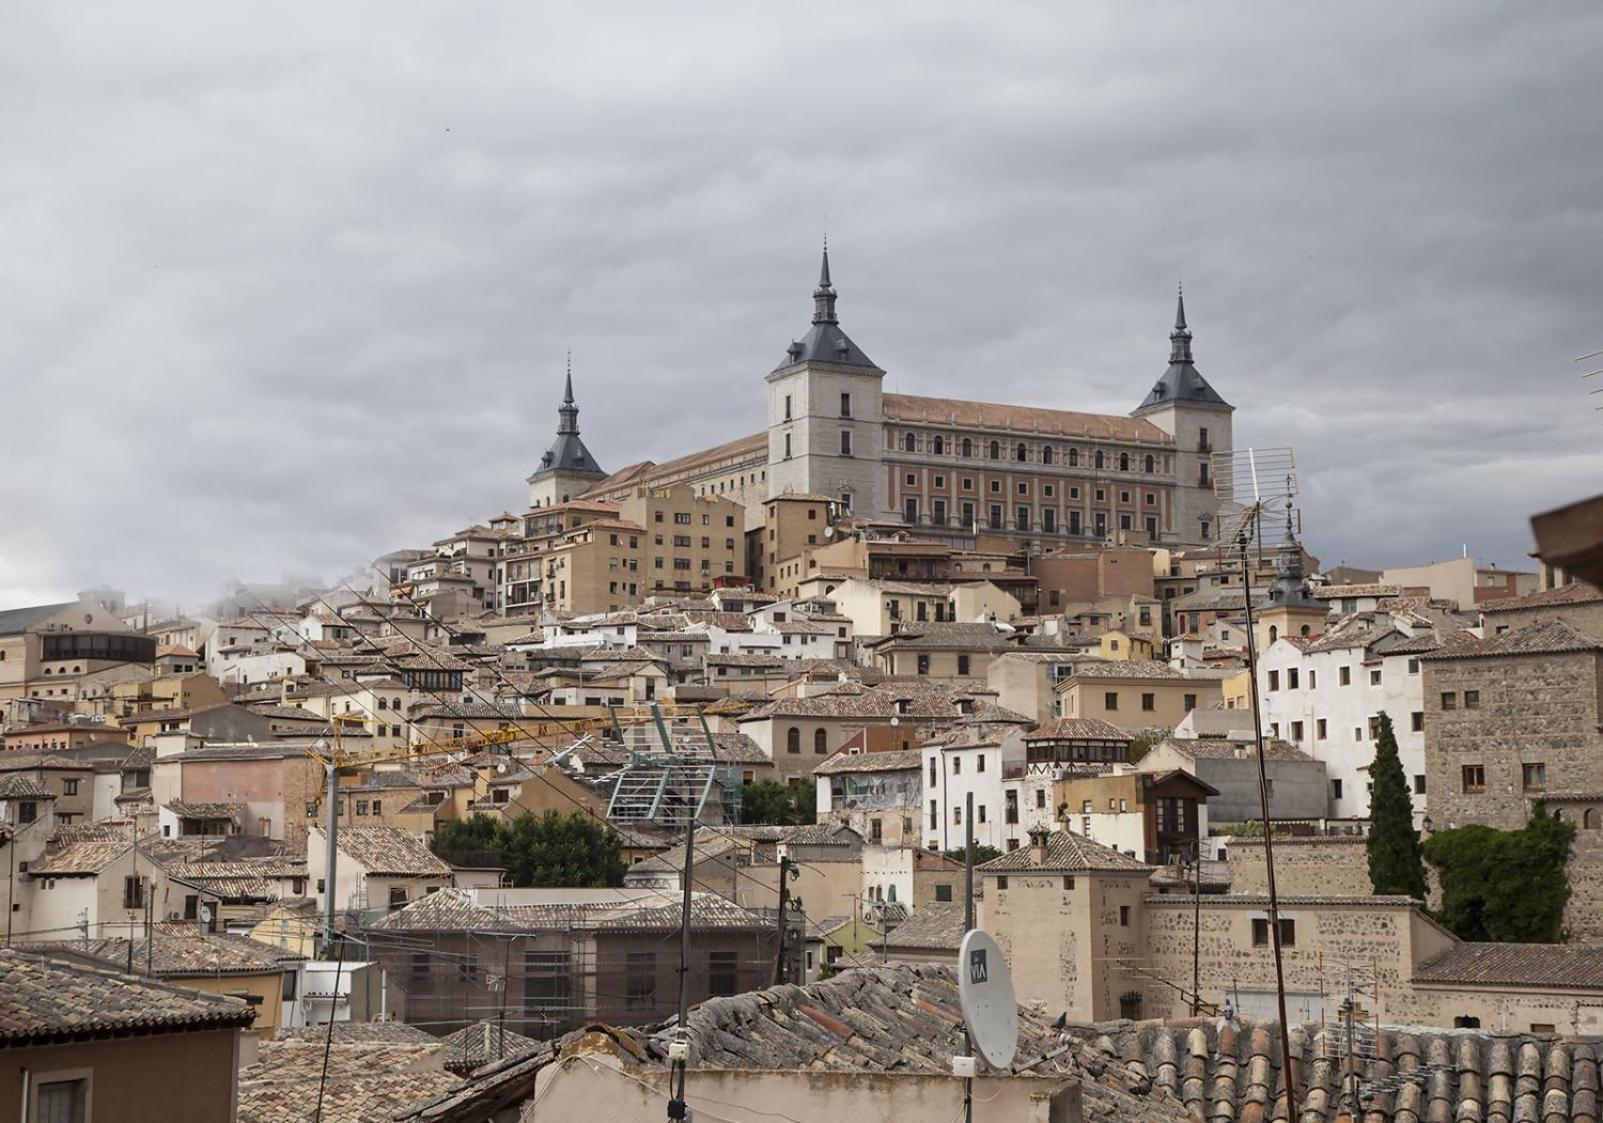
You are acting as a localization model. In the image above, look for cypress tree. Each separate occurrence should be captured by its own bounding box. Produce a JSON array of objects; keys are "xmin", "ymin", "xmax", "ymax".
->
[{"xmin": 1366, "ymin": 711, "xmax": 1428, "ymax": 899}]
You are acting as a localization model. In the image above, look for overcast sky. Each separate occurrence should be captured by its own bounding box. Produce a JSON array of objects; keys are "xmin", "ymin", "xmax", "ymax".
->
[{"xmin": 4, "ymin": 2, "xmax": 1600, "ymax": 609}]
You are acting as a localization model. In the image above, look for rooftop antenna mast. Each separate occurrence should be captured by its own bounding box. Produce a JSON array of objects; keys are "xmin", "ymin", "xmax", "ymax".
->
[
  {"xmin": 1576, "ymin": 347, "xmax": 1603, "ymax": 420},
  {"xmin": 1211, "ymin": 445, "xmax": 1301, "ymax": 1118}
]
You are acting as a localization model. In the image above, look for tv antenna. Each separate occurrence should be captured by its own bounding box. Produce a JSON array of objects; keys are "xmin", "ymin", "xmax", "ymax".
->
[
  {"xmin": 1210, "ymin": 445, "xmax": 1301, "ymax": 1119},
  {"xmin": 1577, "ymin": 347, "xmax": 1603, "ymax": 420}
]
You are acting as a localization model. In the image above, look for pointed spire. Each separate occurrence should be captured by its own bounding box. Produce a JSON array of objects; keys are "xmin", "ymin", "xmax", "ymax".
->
[
  {"xmin": 812, "ymin": 239, "xmax": 838, "ymax": 325},
  {"xmin": 556, "ymin": 353, "xmax": 580, "ymax": 436},
  {"xmin": 1169, "ymin": 284, "xmax": 1194, "ymax": 365}
]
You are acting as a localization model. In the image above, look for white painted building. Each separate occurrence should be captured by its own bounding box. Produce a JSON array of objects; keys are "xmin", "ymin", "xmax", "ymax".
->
[
  {"xmin": 919, "ymin": 729, "xmax": 1025, "ymax": 854},
  {"xmin": 1257, "ymin": 613, "xmax": 1434, "ymax": 822}
]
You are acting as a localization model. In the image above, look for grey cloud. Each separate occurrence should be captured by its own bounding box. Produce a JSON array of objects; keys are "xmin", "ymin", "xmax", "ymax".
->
[{"xmin": 2, "ymin": 0, "xmax": 1600, "ymax": 606}]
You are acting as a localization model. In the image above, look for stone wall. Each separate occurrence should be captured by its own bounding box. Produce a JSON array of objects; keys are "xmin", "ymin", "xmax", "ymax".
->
[
  {"xmin": 1223, "ymin": 836, "xmax": 1373, "ymax": 896},
  {"xmin": 1387, "ymin": 982, "xmax": 1603, "ymax": 1036},
  {"xmin": 1422, "ymin": 649, "xmax": 1603, "ymax": 831},
  {"xmin": 1483, "ymin": 599, "xmax": 1603, "ymax": 639},
  {"xmin": 1140, "ymin": 896, "xmax": 1449, "ymax": 1024}
]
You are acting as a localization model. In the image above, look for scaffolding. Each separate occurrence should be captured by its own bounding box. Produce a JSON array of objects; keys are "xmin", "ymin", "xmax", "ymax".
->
[{"xmin": 604, "ymin": 705, "xmax": 735, "ymax": 826}]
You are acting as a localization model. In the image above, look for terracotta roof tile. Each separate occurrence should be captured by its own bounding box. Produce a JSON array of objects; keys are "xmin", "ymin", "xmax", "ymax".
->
[
  {"xmin": 0, "ymin": 949, "xmax": 256, "ymax": 1044},
  {"xmin": 335, "ymin": 827, "xmax": 452, "ymax": 877}
]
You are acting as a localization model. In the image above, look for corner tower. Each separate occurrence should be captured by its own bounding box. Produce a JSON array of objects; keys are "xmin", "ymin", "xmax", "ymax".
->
[
  {"xmin": 764, "ymin": 245, "xmax": 886, "ymax": 516},
  {"xmin": 526, "ymin": 359, "xmax": 608, "ymax": 508},
  {"xmin": 1131, "ymin": 289, "xmax": 1234, "ymax": 546}
]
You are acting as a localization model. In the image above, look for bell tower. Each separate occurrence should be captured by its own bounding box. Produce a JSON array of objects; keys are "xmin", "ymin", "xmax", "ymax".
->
[
  {"xmin": 765, "ymin": 244, "xmax": 886, "ymax": 516},
  {"xmin": 1132, "ymin": 289, "xmax": 1235, "ymax": 546}
]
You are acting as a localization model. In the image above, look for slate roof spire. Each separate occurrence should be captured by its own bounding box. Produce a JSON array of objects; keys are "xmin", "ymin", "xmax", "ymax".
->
[
  {"xmin": 1169, "ymin": 285, "xmax": 1193, "ymax": 364},
  {"xmin": 557, "ymin": 352, "xmax": 578, "ymax": 436},
  {"xmin": 530, "ymin": 353, "xmax": 606, "ymax": 480},
  {"xmin": 1132, "ymin": 285, "xmax": 1231, "ymax": 414},
  {"xmin": 774, "ymin": 242, "xmax": 878, "ymax": 372},
  {"xmin": 812, "ymin": 241, "xmax": 838, "ymax": 325}
]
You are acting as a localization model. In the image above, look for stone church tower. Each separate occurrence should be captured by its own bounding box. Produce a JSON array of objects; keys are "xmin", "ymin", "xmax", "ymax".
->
[
  {"xmin": 526, "ymin": 362, "xmax": 608, "ymax": 508},
  {"xmin": 1130, "ymin": 291, "xmax": 1234, "ymax": 546},
  {"xmin": 764, "ymin": 247, "xmax": 887, "ymax": 517}
]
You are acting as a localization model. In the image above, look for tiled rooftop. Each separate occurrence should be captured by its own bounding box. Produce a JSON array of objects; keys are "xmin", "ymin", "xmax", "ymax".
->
[
  {"xmin": 1077, "ymin": 1017, "xmax": 1603, "ymax": 1123},
  {"xmin": 1479, "ymin": 579, "xmax": 1603, "ymax": 614},
  {"xmin": 398, "ymin": 962, "xmax": 1192, "ymax": 1123},
  {"xmin": 335, "ymin": 826, "xmax": 452, "ymax": 877},
  {"xmin": 438, "ymin": 1019, "xmax": 543, "ymax": 1074},
  {"xmin": 367, "ymin": 887, "xmax": 770, "ymax": 934},
  {"xmin": 1023, "ymin": 717, "xmax": 1134, "ymax": 742},
  {"xmin": 240, "ymin": 1038, "xmax": 459, "ymax": 1123},
  {"xmin": 979, "ymin": 829, "xmax": 1151, "ymax": 874},
  {"xmin": 813, "ymin": 748, "xmax": 923, "ymax": 775},
  {"xmin": 28, "ymin": 931, "xmax": 300, "ymax": 977},
  {"xmin": 1421, "ymin": 618, "xmax": 1603, "ymax": 660},
  {"xmin": 877, "ymin": 900, "xmax": 967, "ymax": 951},
  {"xmin": 0, "ymin": 949, "xmax": 256, "ymax": 1044}
]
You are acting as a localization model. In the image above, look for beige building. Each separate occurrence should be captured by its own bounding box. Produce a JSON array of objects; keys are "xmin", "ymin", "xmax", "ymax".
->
[
  {"xmin": 0, "ymin": 597, "xmax": 154, "ymax": 706},
  {"xmin": 1052, "ymin": 660, "xmax": 1222, "ymax": 729},
  {"xmin": 0, "ymin": 950, "xmax": 255, "ymax": 1123}
]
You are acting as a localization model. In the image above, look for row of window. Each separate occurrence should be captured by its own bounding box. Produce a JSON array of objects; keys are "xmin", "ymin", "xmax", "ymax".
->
[
  {"xmin": 1267, "ymin": 659, "xmax": 1422, "ymax": 693},
  {"xmin": 900, "ymin": 473, "xmax": 1161, "ymax": 506},
  {"xmin": 898, "ymin": 498, "xmax": 1161, "ymax": 536},
  {"xmin": 892, "ymin": 430, "xmax": 1166, "ymax": 472}
]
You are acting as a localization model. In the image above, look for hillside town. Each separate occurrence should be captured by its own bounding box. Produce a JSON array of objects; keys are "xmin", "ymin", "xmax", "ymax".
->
[{"xmin": 5, "ymin": 249, "xmax": 1603, "ymax": 1122}]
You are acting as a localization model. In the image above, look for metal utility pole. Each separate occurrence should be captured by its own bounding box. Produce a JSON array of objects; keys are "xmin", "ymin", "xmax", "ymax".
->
[
  {"xmin": 962, "ymin": 790, "xmax": 974, "ymax": 1123},
  {"xmin": 667, "ymin": 814, "xmax": 696, "ymax": 1123},
  {"xmin": 322, "ymin": 759, "xmax": 340, "ymax": 957},
  {"xmin": 1239, "ymin": 535, "xmax": 1298, "ymax": 1117}
]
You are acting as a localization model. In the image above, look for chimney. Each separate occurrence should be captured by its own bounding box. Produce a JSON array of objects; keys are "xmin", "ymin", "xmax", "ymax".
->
[{"xmin": 1028, "ymin": 825, "xmax": 1050, "ymax": 866}]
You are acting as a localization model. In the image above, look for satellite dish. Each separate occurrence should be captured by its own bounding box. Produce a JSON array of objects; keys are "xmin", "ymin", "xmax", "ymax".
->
[
  {"xmin": 957, "ymin": 929, "xmax": 1018, "ymax": 1069},
  {"xmin": 889, "ymin": 716, "xmax": 900, "ymax": 727},
  {"xmin": 823, "ymin": 526, "xmax": 835, "ymax": 538},
  {"xmin": 200, "ymin": 905, "xmax": 213, "ymax": 924}
]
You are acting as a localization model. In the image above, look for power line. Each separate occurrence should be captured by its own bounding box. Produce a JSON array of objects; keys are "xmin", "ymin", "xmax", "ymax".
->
[{"xmin": 233, "ymin": 578, "xmax": 843, "ymax": 939}]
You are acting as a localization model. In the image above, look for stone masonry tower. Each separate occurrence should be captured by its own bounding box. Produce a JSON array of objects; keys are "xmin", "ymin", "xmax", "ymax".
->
[
  {"xmin": 1131, "ymin": 290, "xmax": 1234, "ymax": 547},
  {"xmin": 765, "ymin": 246, "xmax": 886, "ymax": 517}
]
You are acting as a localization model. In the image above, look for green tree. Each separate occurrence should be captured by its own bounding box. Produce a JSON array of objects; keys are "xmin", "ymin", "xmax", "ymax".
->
[
  {"xmin": 432, "ymin": 810, "xmax": 626, "ymax": 888},
  {"xmin": 742, "ymin": 780, "xmax": 816, "ymax": 825},
  {"xmin": 1366, "ymin": 712, "xmax": 1428, "ymax": 899},
  {"xmin": 942, "ymin": 844, "xmax": 1003, "ymax": 866},
  {"xmin": 1423, "ymin": 804, "xmax": 1575, "ymax": 942}
]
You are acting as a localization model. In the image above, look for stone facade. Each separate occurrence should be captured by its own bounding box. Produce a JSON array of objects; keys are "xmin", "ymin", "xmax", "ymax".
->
[
  {"xmin": 1223, "ymin": 836, "xmax": 1373, "ymax": 898},
  {"xmin": 1139, "ymin": 895, "xmax": 1453, "ymax": 1024},
  {"xmin": 980, "ymin": 868, "xmax": 1150, "ymax": 1022},
  {"xmin": 1422, "ymin": 647, "xmax": 1603, "ymax": 831}
]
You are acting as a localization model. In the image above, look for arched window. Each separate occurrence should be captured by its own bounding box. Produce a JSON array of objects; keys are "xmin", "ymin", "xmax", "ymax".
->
[
  {"xmin": 786, "ymin": 727, "xmax": 801, "ymax": 754},
  {"xmin": 814, "ymin": 728, "xmax": 828, "ymax": 754},
  {"xmin": 1268, "ymin": 625, "xmax": 1279, "ymax": 642},
  {"xmin": 1068, "ymin": 448, "xmax": 1079, "ymax": 467},
  {"xmin": 1300, "ymin": 624, "xmax": 1312, "ymax": 636},
  {"xmin": 887, "ymin": 883, "xmax": 897, "ymax": 902},
  {"xmin": 1042, "ymin": 446, "xmax": 1055, "ymax": 465},
  {"xmin": 1119, "ymin": 452, "xmax": 1130, "ymax": 471},
  {"xmin": 1585, "ymin": 808, "xmax": 1598, "ymax": 829},
  {"xmin": 989, "ymin": 441, "xmax": 1001, "ymax": 460},
  {"xmin": 1144, "ymin": 454, "xmax": 1155, "ymax": 473},
  {"xmin": 1016, "ymin": 443, "xmax": 1028, "ymax": 462},
  {"xmin": 933, "ymin": 436, "xmax": 944, "ymax": 455},
  {"xmin": 903, "ymin": 432, "xmax": 916, "ymax": 452},
  {"xmin": 1094, "ymin": 450, "xmax": 1105, "ymax": 470},
  {"xmin": 961, "ymin": 438, "xmax": 973, "ymax": 458}
]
